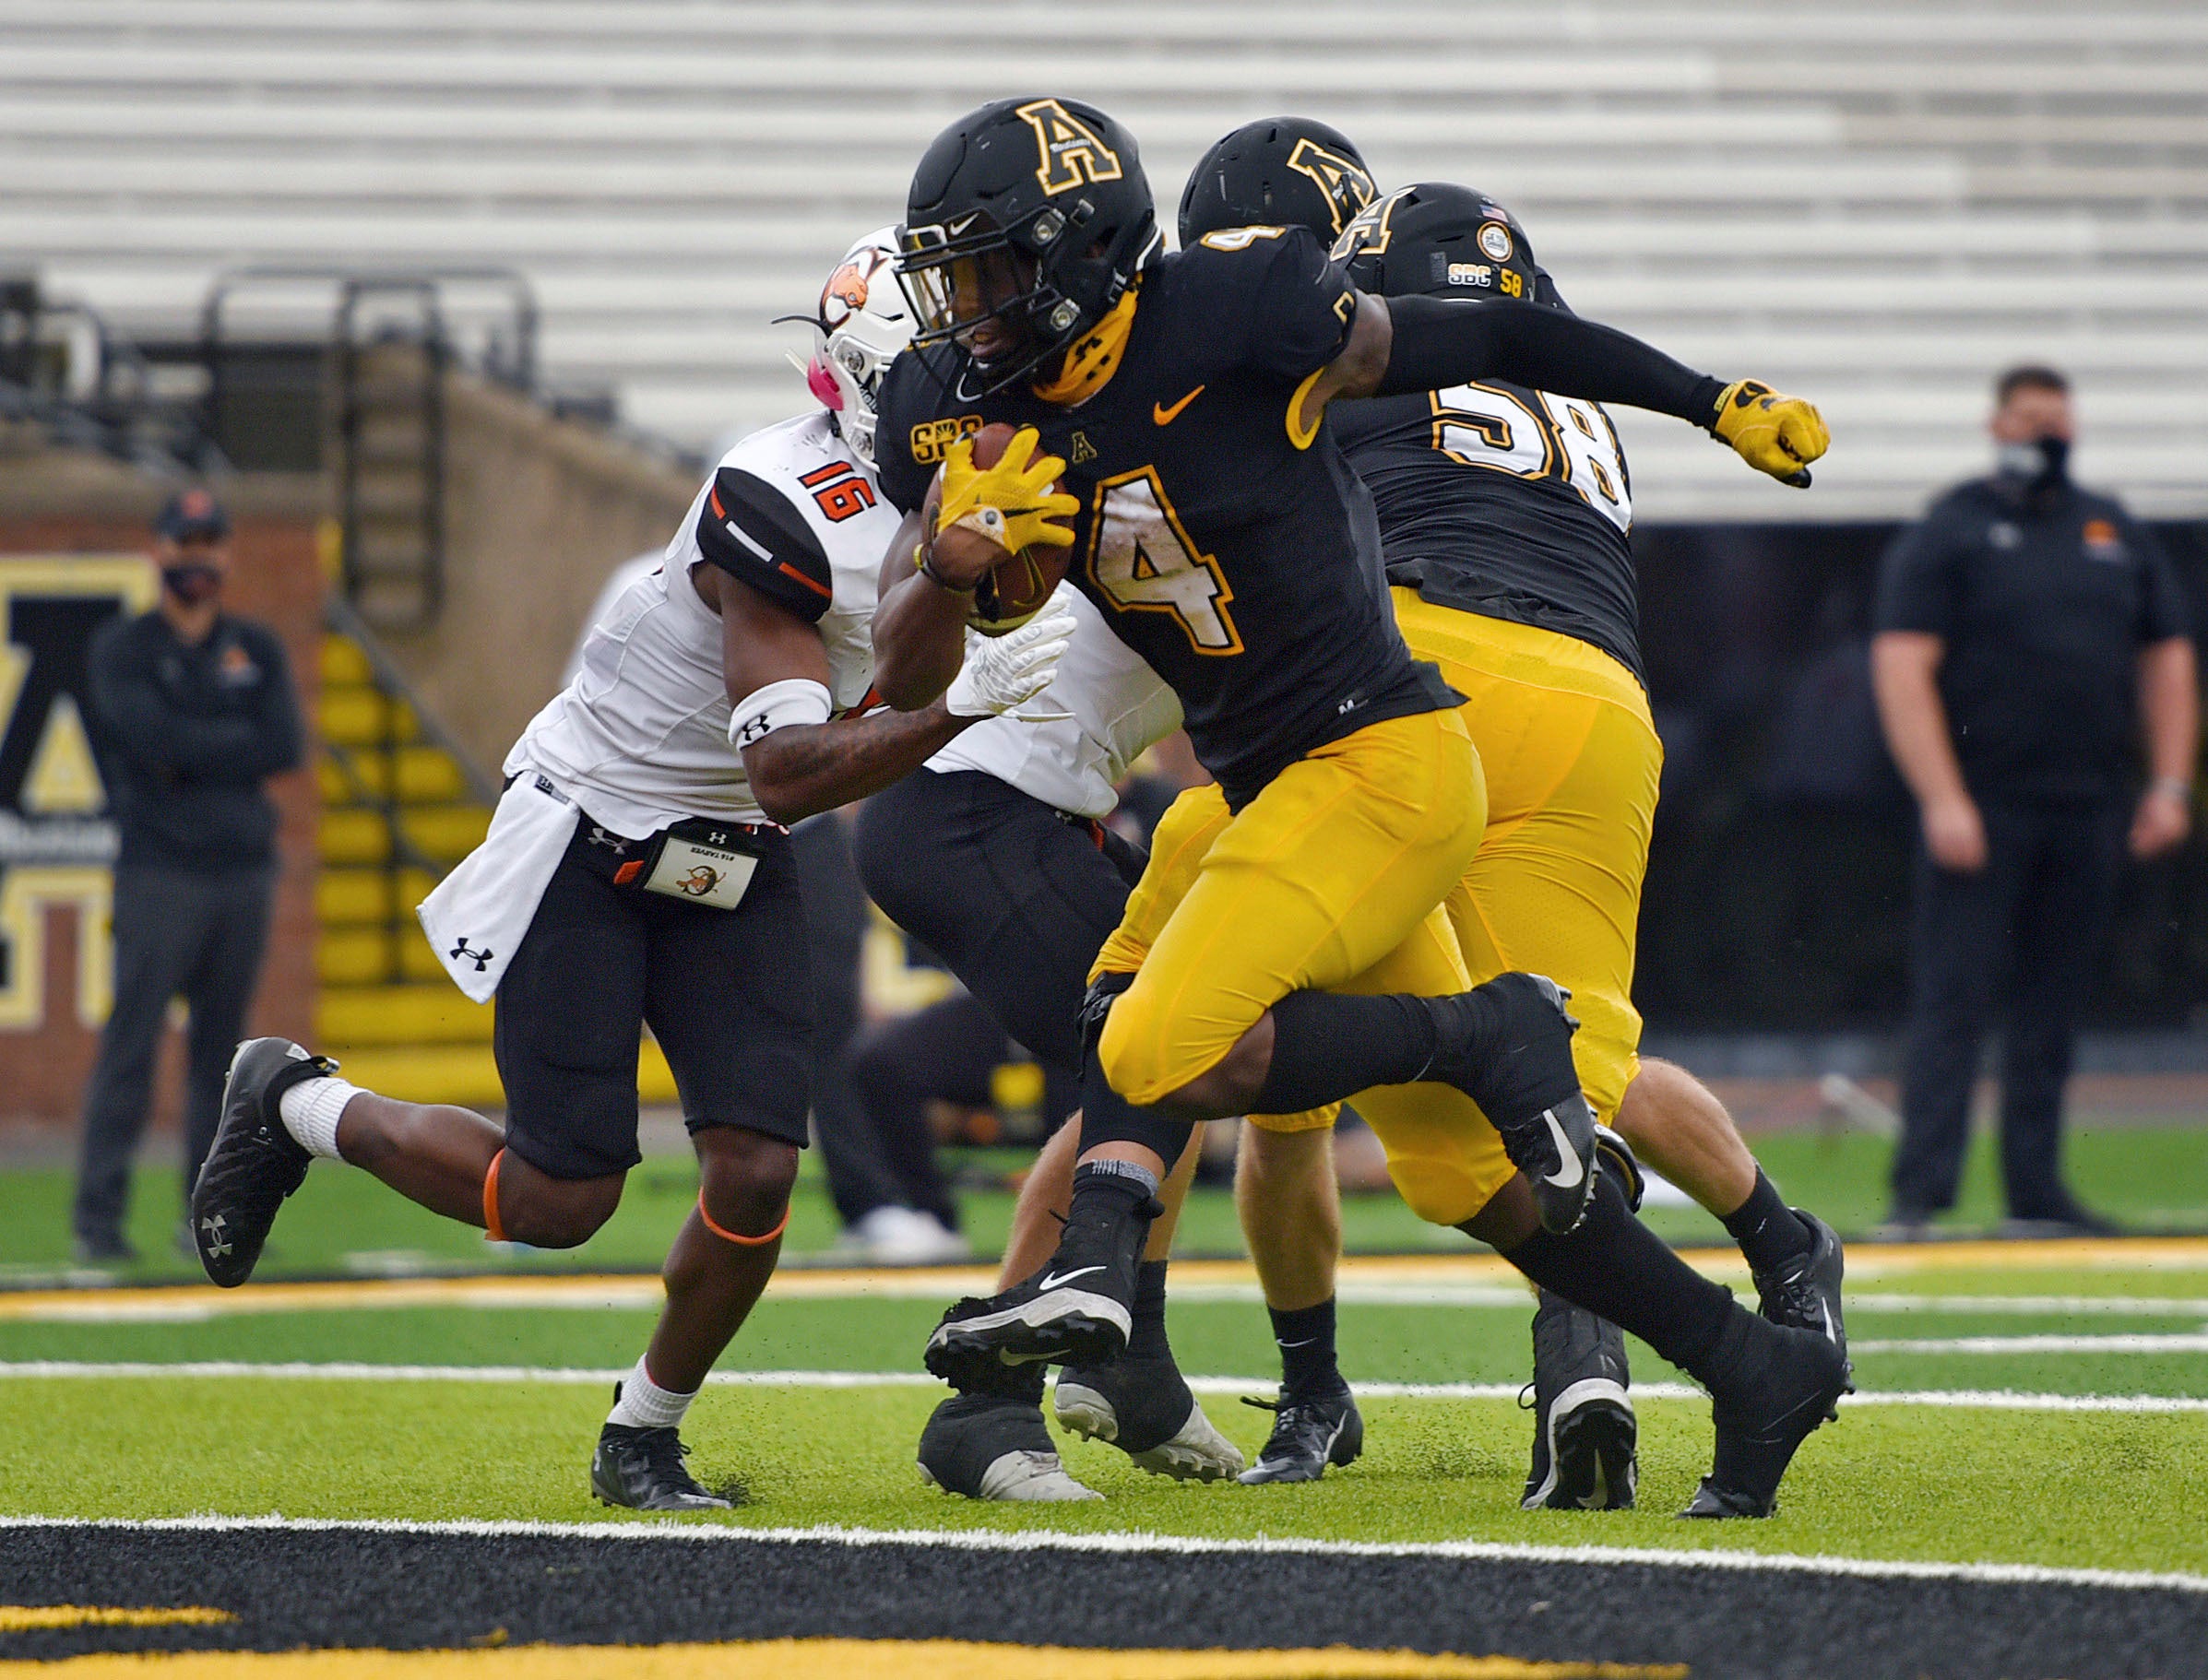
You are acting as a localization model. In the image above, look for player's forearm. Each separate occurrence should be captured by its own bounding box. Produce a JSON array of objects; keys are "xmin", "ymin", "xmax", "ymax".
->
[
  {"xmin": 1870, "ymin": 633, "xmax": 1971, "ymax": 809},
  {"xmin": 2139, "ymin": 637, "xmax": 2199, "ymax": 787},
  {"xmin": 872, "ymin": 570, "xmax": 970, "ymax": 711},
  {"xmin": 1375, "ymin": 293, "xmax": 1724, "ymax": 422},
  {"xmin": 742, "ymin": 701, "xmax": 973, "ymax": 825}
]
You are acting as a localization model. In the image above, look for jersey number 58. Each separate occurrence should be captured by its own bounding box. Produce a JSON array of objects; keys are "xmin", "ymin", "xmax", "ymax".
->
[{"xmin": 1432, "ymin": 385, "xmax": 1632, "ymax": 534}]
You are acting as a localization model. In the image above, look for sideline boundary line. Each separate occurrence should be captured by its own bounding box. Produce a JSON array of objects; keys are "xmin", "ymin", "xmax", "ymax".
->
[
  {"xmin": 7, "ymin": 1236, "xmax": 2208, "ymax": 1319},
  {"xmin": 5, "ymin": 1361, "xmax": 2206, "ymax": 1412},
  {"xmin": 6, "ymin": 1513, "xmax": 2203, "ymax": 1597}
]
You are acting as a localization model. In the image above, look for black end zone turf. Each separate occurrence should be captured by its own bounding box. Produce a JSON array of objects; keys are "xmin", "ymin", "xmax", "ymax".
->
[{"xmin": 0, "ymin": 1524, "xmax": 2200, "ymax": 1679}]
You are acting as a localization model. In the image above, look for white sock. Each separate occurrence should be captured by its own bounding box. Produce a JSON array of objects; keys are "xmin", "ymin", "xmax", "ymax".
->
[
  {"xmin": 276, "ymin": 1077, "xmax": 361, "ymax": 1161},
  {"xmin": 607, "ymin": 1355, "xmax": 695, "ymax": 1430}
]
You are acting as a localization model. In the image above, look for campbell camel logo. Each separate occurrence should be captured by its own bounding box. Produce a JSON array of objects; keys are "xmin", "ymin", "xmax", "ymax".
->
[{"xmin": 677, "ymin": 865, "xmax": 722, "ymax": 896}]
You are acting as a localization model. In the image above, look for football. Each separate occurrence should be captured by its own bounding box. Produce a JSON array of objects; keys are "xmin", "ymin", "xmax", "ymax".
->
[{"xmin": 923, "ymin": 420, "xmax": 1073, "ymax": 636}]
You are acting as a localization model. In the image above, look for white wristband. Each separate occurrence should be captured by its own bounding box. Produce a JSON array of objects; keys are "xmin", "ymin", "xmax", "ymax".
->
[{"xmin": 729, "ymin": 678, "xmax": 832, "ymax": 749}]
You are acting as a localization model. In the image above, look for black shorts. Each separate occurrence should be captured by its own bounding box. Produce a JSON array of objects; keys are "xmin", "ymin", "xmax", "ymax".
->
[
  {"xmin": 852, "ymin": 768, "xmax": 1146, "ymax": 1077},
  {"xmin": 493, "ymin": 814, "xmax": 813, "ymax": 1180}
]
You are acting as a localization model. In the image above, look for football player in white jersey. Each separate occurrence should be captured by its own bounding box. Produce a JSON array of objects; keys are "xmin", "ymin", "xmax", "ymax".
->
[{"xmin": 190, "ymin": 231, "xmax": 1075, "ymax": 1511}]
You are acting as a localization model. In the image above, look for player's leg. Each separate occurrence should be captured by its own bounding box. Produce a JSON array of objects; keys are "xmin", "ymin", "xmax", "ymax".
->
[
  {"xmin": 932, "ymin": 714, "xmax": 1607, "ymax": 1375},
  {"xmin": 855, "ymin": 769, "xmax": 1234, "ymax": 1492},
  {"xmin": 1231, "ymin": 1115, "xmax": 1364, "ymax": 1485},
  {"xmin": 588, "ymin": 834, "xmax": 813, "ymax": 1511},
  {"xmin": 190, "ymin": 829, "xmax": 644, "ymax": 1284}
]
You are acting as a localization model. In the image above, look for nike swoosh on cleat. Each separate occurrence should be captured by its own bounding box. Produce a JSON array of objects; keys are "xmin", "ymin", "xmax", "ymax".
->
[
  {"xmin": 1153, "ymin": 385, "xmax": 1204, "ymax": 426},
  {"xmin": 1540, "ymin": 1110, "xmax": 1585, "ymax": 1189},
  {"xmin": 1037, "ymin": 1265, "xmax": 1107, "ymax": 1292}
]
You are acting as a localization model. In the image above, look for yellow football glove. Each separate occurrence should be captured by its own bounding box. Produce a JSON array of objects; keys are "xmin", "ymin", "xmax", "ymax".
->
[
  {"xmin": 1710, "ymin": 380, "xmax": 1829, "ymax": 487},
  {"xmin": 934, "ymin": 426, "xmax": 1080, "ymax": 552}
]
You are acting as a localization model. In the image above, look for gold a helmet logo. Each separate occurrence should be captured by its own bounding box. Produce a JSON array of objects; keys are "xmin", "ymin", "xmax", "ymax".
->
[
  {"xmin": 1015, "ymin": 99, "xmax": 1124, "ymax": 195},
  {"xmin": 1329, "ymin": 186, "xmax": 1411, "ymax": 263},
  {"xmin": 1286, "ymin": 138, "xmax": 1377, "ymax": 237}
]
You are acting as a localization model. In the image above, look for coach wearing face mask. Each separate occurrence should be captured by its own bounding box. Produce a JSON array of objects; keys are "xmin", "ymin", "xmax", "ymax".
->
[
  {"xmin": 1871, "ymin": 366, "xmax": 2198, "ymax": 1236},
  {"xmin": 71, "ymin": 490, "xmax": 303, "ymax": 1263}
]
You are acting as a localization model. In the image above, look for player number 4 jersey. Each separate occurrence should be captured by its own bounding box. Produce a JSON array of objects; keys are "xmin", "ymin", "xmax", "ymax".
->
[
  {"xmin": 877, "ymin": 227, "xmax": 1456, "ymax": 808},
  {"xmin": 509, "ymin": 411, "xmax": 898, "ymax": 834}
]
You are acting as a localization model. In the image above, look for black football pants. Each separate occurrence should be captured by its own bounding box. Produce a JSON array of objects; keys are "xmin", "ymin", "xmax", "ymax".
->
[
  {"xmin": 74, "ymin": 864, "xmax": 274, "ymax": 1244},
  {"xmin": 1891, "ymin": 799, "xmax": 2127, "ymax": 1220}
]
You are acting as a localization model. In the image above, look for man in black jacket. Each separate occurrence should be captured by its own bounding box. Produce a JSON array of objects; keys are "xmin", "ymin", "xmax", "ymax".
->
[
  {"xmin": 72, "ymin": 490, "xmax": 303, "ymax": 1261},
  {"xmin": 1872, "ymin": 366, "xmax": 2197, "ymax": 1234}
]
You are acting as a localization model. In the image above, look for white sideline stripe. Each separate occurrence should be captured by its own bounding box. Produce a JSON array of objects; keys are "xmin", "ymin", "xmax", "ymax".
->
[
  {"xmin": 2, "ymin": 1513, "xmax": 2202, "ymax": 1598},
  {"xmin": 5, "ymin": 1361, "xmax": 2207, "ymax": 1412},
  {"xmin": 24, "ymin": 1283, "xmax": 2208, "ymax": 1323},
  {"xmin": 1852, "ymin": 1333, "xmax": 2208, "ymax": 1355}
]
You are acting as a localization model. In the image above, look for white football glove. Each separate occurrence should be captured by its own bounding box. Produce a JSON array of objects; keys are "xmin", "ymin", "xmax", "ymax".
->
[{"xmin": 944, "ymin": 604, "xmax": 1076, "ymax": 720}]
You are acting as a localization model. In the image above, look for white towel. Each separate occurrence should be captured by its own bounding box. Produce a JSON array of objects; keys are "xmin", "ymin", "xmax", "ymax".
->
[{"xmin": 417, "ymin": 772, "xmax": 581, "ymax": 1003}]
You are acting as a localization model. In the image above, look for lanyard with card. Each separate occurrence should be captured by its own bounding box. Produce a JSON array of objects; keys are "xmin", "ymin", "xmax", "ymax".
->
[{"xmin": 617, "ymin": 817, "xmax": 769, "ymax": 909}]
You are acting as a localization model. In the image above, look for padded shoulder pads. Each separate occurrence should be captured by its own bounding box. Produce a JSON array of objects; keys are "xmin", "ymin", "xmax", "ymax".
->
[{"xmin": 695, "ymin": 466, "xmax": 837, "ymax": 623}]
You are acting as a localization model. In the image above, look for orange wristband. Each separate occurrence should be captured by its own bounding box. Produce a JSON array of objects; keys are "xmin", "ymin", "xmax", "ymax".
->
[
  {"xmin": 481, "ymin": 1147, "xmax": 508, "ymax": 1243},
  {"xmin": 696, "ymin": 1190, "xmax": 789, "ymax": 1247}
]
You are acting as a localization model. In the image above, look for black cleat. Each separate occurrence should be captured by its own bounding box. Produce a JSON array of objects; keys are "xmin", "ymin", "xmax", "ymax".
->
[
  {"xmin": 591, "ymin": 1421, "xmax": 730, "ymax": 1511},
  {"xmin": 190, "ymin": 1037, "xmax": 338, "ymax": 1287},
  {"xmin": 922, "ymin": 1173, "xmax": 1158, "ymax": 1388},
  {"xmin": 1681, "ymin": 1316, "xmax": 1850, "ymax": 1520},
  {"xmin": 1521, "ymin": 1289, "xmax": 1637, "ymax": 1510},
  {"xmin": 1753, "ymin": 1208, "xmax": 1852, "ymax": 1409},
  {"xmin": 1054, "ymin": 1355, "xmax": 1245, "ymax": 1483},
  {"xmin": 1236, "ymin": 1386, "xmax": 1364, "ymax": 1485},
  {"xmin": 917, "ymin": 1391, "xmax": 1099, "ymax": 1502},
  {"xmin": 1428, "ymin": 974, "xmax": 1598, "ymax": 1233}
]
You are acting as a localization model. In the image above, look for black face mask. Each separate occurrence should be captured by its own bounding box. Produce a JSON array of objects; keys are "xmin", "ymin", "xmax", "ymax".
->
[
  {"xmin": 160, "ymin": 562, "xmax": 223, "ymax": 606},
  {"xmin": 1995, "ymin": 434, "xmax": 2070, "ymax": 491}
]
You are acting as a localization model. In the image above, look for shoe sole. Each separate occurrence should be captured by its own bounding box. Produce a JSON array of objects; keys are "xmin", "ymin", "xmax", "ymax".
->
[
  {"xmin": 1053, "ymin": 1384, "xmax": 1245, "ymax": 1483},
  {"xmin": 924, "ymin": 1289, "xmax": 1130, "ymax": 1383},
  {"xmin": 1523, "ymin": 1380, "xmax": 1637, "ymax": 1511}
]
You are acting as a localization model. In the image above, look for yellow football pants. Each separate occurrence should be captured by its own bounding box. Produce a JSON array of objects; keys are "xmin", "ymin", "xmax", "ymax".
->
[
  {"xmin": 1090, "ymin": 706, "xmax": 1520, "ymax": 1225},
  {"xmin": 1105, "ymin": 595, "xmax": 1664, "ymax": 1227}
]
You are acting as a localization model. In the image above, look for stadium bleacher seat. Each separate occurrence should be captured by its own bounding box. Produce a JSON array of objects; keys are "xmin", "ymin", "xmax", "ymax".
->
[{"xmin": 1, "ymin": 0, "xmax": 2202, "ymax": 520}]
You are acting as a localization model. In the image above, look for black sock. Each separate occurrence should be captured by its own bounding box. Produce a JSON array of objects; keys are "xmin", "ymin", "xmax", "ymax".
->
[
  {"xmin": 1077, "ymin": 1038, "xmax": 1195, "ymax": 1165},
  {"xmin": 1722, "ymin": 1169, "xmax": 1813, "ymax": 1275},
  {"xmin": 1500, "ymin": 1173, "xmax": 1742, "ymax": 1385},
  {"xmin": 1253, "ymin": 990, "xmax": 1448, "ymax": 1113},
  {"xmin": 1127, "ymin": 1260, "xmax": 1171, "ymax": 1361},
  {"xmin": 1268, "ymin": 1295, "xmax": 1346, "ymax": 1397}
]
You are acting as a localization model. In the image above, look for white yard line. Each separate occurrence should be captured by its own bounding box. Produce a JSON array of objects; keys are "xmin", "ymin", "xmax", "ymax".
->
[
  {"xmin": 1851, "ymin": 1332, "xmax": 2208, "ymax": 1355},
  {"xmin": 5, "ymin": 1360, "xmax": 2205, "ymax": 1412},
  {"xmin": 2, "ymin": 1513, "xmax": 2202, "ymax": 1597}
]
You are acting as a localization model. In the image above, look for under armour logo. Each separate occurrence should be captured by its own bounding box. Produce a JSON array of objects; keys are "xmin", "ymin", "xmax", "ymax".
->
[
  {"xmin": 588, "ymin": 826, "xmax": 630, "ymax": 854},
  {"xmin": 450, "ymin": 939, "xmax": 494, "ymax": 972},
  {"xmin": 199, "ymin": 1213, "xmax": 232, "ymax": 1259},
  {"xmin": 736, "ymin": 711, "xmax": 774, "ymax": 745}
]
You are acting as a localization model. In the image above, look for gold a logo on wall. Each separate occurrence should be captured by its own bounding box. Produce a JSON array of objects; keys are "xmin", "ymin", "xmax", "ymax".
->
[{"xmin": 0, "ymin": 555, "xmax": 158, "ymax": 1030}]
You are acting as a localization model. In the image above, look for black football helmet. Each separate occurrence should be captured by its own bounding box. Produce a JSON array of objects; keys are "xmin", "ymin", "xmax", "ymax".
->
[
  {"xmin": 1334, "ymin": 182, "xmax": 1540, "ymax": 306},
  {"xmin": 897, "ymin": 96, "xmax": 1161, "ymax": 393},
  {"xmin": 1178, "ymin": 116, "xmax": 1378, "ymax": 246}
]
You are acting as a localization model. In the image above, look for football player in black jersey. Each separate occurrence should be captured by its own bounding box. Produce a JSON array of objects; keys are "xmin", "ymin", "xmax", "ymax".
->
[
  {"xmin": 870, "ymin": 96, "xmax": 1842, "ymax": 1518},
  {"xmin": 1172, "ymin": 148, "xmax": 1850, "ymax": 1511}
]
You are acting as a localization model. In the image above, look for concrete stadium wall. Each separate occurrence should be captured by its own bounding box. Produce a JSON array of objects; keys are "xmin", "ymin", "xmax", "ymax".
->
[
  {"xmin": 375, "ymin": 369, "xmax": 699, "ymax": 776},
  {"xmin": 0, "ymin": 447, "xmax": 324, "ymax": 1130}
]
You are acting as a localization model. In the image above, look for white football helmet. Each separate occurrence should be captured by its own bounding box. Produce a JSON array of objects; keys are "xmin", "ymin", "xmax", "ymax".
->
[{"xmin": 798, "ymin": 227, "xmax": 913, "ymax": 468}]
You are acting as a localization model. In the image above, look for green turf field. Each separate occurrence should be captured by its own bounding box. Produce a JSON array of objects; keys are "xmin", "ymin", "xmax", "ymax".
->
[
  {"xmin": 4, "ymin": 1240, "xmax": 2205, "ymax": 1578},
  {"xmin": 7, "ymin": 1122, "xmax": 2207, "ymax": 1286}
]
